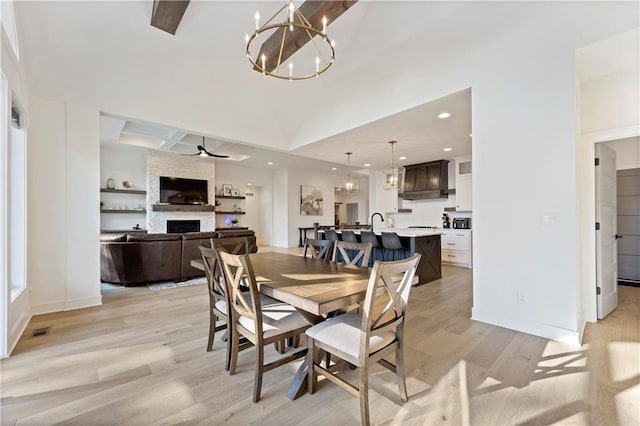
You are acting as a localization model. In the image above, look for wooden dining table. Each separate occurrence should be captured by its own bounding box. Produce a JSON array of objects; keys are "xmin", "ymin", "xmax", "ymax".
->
[{"xmin": 191, "ymin": 251, "xmax": 372, "ymax": 399}]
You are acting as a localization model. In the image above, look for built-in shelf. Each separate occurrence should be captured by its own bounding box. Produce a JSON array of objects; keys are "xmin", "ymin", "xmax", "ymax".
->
[
  {"xmin": 152, "ymin": 204, "xmax": 215, "ymax": 212},
  {"xmin": 397, "ymin": 208, "xmax": 412, "ymax": 213},
  {"xmin": 215, "ymin": 211, "xmax": 246, "ymax": 215},
  {"xmin": 216, "ymin": 195, "xmax": 246, "ymax": 200},
  {"xmin": 101, "ymin": 209, "xmax": 146, "ymax": 213},
  {"xmin": 216, "ymin": 227, "xmax": 249, "ymax": 231},
  {"xmin": 444, "ymin": 207, "xmax": 457, "ymax": 212},
  {"xmin": 100, "ymin": 188, "xmax": 147, "ymax": 195}
]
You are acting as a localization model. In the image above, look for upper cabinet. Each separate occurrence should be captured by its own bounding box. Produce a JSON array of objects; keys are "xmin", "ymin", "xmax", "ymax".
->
[
  {"xmin": 402, "ymin": 160, "xmax": 449, "ymax": 200},
  {"xmin": 455, "ymin": 156, "xmax": 472, "ymax": 211}
]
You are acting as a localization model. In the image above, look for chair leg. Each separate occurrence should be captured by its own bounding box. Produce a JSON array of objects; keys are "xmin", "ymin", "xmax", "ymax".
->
[
  {"xmin": 229, "ymin": 327, "xmax": 239, "ymax": 375},
  {"xmin": 359, "ymin": 364, "xmax": 370, "ymax": 426},
  {"xmin": 224, "ymin": 323, "xmax": 232, "ymax": 372},
  {"xmin": 207, "ymin": 313, "xmax": 216, "ymax": 352},
  {"xmin": 396, "ymin": 344, "xmax": 408, "ymax": 402},
  {"xmin": 307, "ymin": 337, "xmax": 317, "ymax": 394},
  {"xmin": 253, "ymin": 343, "xmax": 265, "ymax": 402}
]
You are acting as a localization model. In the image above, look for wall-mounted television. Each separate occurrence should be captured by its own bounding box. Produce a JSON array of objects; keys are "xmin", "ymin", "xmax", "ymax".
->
[{"xmin": 159, "ymin": 176, "xmax": 208, "ymax": 205}]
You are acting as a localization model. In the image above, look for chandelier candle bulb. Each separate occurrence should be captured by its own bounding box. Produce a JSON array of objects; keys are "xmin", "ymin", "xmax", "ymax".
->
[
  {"xmin": 289, "ymin": 2, "xmax": 294, "ymax": 31},
  {"xmin": 289, "ymin": 62, "xmax": 293, "ymax": 78},
  {"xmin": 261, "ymin": 54, "xmax": 266, "ymax": 73},
  {"xmin": 245, "ymin": 34, "xmax": 250, "ymax": 43},
  {"xmin": 254, "ymin": 11, "xmax": 260, "ymax": 30},
  {"xmin": 315, "ymin": 56, "xmax": 320, "ymax": 73},
  {"xmin": 322, "ymin": 16, "xmax": 327, "ymax": 34}
]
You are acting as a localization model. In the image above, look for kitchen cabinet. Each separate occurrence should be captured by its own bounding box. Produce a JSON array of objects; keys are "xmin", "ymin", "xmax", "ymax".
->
[
  {"xmin": 441, "ymin": 229, "xmax": 472, "ymax": 268},
  {"xmin": 455, "ymin": 156, "xmax": 472, "ymax": 211},
  {"xmin": 402, "ymin": 160, "xmax": 449, "ymax": 200}
]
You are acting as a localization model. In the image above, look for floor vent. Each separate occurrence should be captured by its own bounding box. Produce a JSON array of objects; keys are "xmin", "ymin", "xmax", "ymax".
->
[{"xmin": 30, "ymin": 327, "xmax": 51, "ymax": 338}]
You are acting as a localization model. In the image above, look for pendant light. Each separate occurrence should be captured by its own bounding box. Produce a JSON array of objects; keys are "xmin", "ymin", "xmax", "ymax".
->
[
  {"xmin": 384, "ymin": 140, "xmax": 400, "ymax": 190},
  {"xmin": 342, "ymin": 152, "xmax": 359, "ymax": 194}
]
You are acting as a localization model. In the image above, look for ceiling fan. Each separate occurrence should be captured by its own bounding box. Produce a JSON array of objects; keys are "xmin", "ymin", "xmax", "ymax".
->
[{"xmin": 183, "ymin": 136, "xmax": 229, "ymax": 158}]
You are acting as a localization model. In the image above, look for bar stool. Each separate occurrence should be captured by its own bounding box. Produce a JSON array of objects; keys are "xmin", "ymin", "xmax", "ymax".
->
[
  {"xmin": 324, "ymin": 229, "xmax": 340, "ymax": 242},
  {"xmin": 341, "ymin": 230, "xmax": 358, "ymax": 243},
  {"xmin": 381, "ymin": 232, "xmax": 405, "ymax": 261},
  {"xmin": 360, "ymin": 231, "xmax": 380, "ymax": 266}
]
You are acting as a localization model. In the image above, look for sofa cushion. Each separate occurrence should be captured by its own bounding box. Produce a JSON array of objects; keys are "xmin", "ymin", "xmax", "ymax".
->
[
  {"xmin": 127, "ymin": 233, "xmax": 181, "ymax": 242},
  {"xmin": 182, "ymin": 231, "xmax": 219, "ymax": 241},
  {"xmin": 100, "ymin": 233, "xmax": 127, "ymax": 242},
  {"xmin": 218, "ymin": 230, "xmax": 255, "ymax": 238}
]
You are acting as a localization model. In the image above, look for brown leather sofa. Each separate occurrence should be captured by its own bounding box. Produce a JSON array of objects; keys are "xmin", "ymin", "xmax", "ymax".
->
[{"xmin": 100, "ymin": 230, "xmax": 257, "ymax": 286}]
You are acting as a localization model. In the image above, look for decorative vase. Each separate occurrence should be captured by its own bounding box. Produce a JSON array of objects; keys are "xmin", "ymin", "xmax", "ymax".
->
[{"xmin": 106, "ymin": 178, "xmax": 115, "ymax": 189}]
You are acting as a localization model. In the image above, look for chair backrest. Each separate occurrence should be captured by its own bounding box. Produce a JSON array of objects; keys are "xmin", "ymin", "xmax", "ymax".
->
[
  {"xmin": 218, "ymin": 251, "xmax": 264, "ymax": 337},
  {"xmin": 199, "ymin": 245, "xmax": 225, "ymax": 302},
  {"xmin": 360, "ymin": 231, "xmax": 379, "ymax": 248},
  {"xmin": 303, "ymin": 238, "xmax": 334, "ymax": 261},
  {"xmin": 381, "ymin": 232, "xmax": 403, "ymax": 250},
  {"xmin": 332, "ymin": 241, "xmax": 372, "ymax": 267},
  {"xmin": 359, "ymin": 254, "xmax": 421, "ymax": 363},
  {"xmin": 324, "ymin": 229, "xmax": 340, "ymax": 241},
  {"xmin": 341, "ymin": 230, "xmax": 358, "ymax": 243},
  {"xmin": 210, "ymin": 236, "xmax": 252, "ymax": 291}
]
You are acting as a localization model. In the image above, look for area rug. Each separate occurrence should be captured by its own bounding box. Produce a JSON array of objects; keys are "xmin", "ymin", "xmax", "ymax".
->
[{"xmin": 148, "ymin": 277, "xmax": 207, "ymax": 291}]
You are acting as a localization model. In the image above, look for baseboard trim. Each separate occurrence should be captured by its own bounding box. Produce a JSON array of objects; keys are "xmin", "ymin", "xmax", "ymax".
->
[
  {"xmin": 471, "ymin": 307, "xmax": 581, "ymax": 346},
  {"xmin": 32, "ymin": 295, "xmax": 102, "ymax": 315},
  {"xmin": 7, "ymin": 311, "xmax": 32, "ymax": 357}
]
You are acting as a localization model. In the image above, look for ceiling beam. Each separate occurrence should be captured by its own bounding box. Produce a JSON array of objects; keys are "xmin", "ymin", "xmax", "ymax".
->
[
  {"xmin": 255, "ymin": 1, "xmax": 358, "ymax": 73},
  {"xmin": 151, "ymin": 0, "xmax": 190, "ymax": 35}
]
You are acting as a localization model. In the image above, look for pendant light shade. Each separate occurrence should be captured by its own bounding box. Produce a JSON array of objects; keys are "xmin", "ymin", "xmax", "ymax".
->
[
  {"xmin": 384, "ymin": 140, "xmax": 400, "ymax": 190},
  {"xmin": 337, "ymin": 152, "xmax": 359, "ymax": 194}
]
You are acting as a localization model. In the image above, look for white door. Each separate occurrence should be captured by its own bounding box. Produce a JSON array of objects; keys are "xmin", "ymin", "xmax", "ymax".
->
[{"xmin": 595, "ymin": 144, "xmax": 618, "ymax": 319}]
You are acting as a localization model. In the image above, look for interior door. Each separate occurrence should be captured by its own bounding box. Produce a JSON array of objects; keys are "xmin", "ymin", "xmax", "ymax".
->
[{"xmin": 595, "ymin": 144, "xmax": 618, "ymax": 319}]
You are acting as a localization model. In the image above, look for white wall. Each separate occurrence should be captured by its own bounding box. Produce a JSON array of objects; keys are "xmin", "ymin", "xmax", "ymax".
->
[
  {"xmin": 334, "ymin": 174, "xmax": 369, "ymax": 225},
  {"xmin": 29, "ymin": 97, "xmax": 102, "ymax": 315},
  {"xmin": 271, "ymin": 169, "xmax": 288, "ymax": 247}
]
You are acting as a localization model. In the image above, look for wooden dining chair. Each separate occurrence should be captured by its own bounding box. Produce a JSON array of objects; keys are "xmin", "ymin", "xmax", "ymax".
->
[
  {"xmin": 306, "ymin": 253, "xmax": 422, "ymax": 426},
  {"xmin": 303, "ymin": 238, "xmax": 334, "ymax": 261},
  {"xmin": 219, "ymin": 251, "xmax": 310, "ymax": 402},
  {"xmin": 332, "ymin": 241, "xmax": 372, "ymax": 267}
]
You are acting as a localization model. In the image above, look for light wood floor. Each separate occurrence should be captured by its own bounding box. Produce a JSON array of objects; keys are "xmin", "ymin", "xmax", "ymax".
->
[{"xmin": 2, "ymin": 246, "xmax": 639, "ymax": 425}]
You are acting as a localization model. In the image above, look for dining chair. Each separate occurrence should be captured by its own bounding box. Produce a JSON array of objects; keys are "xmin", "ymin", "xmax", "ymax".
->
[
  {"xmin": 306, "ymin": 253, "xmax": 422, "ymax": 426},
  {"xmin": 332, "ymin": 241, "xmax": 373, "ymax": 267},
  {"xmin": 303, "ymin": 238, "xmax": 334, "ymax": 261},
  {"xmin": 201, "ymin": 237, "xmax": 277, "ymax": 368},
  {"xmin": 219, "ymin": 250, "xmax": 310, "ymax": 402}
]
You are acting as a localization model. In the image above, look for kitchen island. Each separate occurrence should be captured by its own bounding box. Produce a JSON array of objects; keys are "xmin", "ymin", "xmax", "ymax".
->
[{"xmin": 319, "ymin": 228, "xmax": 442, "ymax": 285}]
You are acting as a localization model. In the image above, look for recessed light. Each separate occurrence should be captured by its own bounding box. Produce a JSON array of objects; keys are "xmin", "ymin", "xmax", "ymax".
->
[
  {"xmin": 247, "ymin": 183, "xmax": 252, "ymax": 186},
  {"xmin": 469, "ymin": 133, "xmax": 472, "ymax": 137},
  {"xmin": 364, "ymin": 163, "xmax": 371, "ymax": 167},
  {"xmin": 332, "ymin": 167, "xmax": 337, "ymax": 171},
  {"xmin": 399, "ymin": 156, "xmax": 406, "ymax": 160},
  {"xmin": 267, "ymin": 161, "xmax": 273, "ymax": 165},
  {"xmin": 438, "ymin": 112, "xmax": 451, "ymax": 119},
  {"xmin": 443, "ymin": 147, "xmax": 452, "ymax": 152}
]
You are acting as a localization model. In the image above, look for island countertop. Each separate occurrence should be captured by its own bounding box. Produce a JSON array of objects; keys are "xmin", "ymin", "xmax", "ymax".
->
[{"xmin": 326, "ymin": 228, "xmax": 444, "ymax": 238}]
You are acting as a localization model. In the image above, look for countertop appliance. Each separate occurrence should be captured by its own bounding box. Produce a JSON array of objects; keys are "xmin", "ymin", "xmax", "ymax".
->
[{"xmin": 452, "ymin": 218, "xmax": 471, "ymax": 229}]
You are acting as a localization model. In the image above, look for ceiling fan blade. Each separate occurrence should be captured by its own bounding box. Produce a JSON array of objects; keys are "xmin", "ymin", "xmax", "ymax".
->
[{"xmin": 206, "ymin": 151, "xmax": 230, "ymax": 159}]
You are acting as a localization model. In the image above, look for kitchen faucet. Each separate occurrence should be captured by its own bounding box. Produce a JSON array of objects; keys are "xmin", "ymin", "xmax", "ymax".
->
[{"xmin": 370, "ymin": 212, "xmax": 384, "ymax": 233}]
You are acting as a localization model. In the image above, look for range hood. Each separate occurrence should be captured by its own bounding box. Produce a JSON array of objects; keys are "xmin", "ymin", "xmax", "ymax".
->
[{"xmin": 401, "ymin": 160, "xmax": 449, "ymax": 200}]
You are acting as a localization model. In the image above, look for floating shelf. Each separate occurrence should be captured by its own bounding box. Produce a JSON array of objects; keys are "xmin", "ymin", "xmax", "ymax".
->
[
  {"xmin": 397, "ymin": 208, "xmax": 413, "ymax": 213},
  {"xmin": 215, "ymin": 211, "xmax": 246, "ymax": 215},
  {"xmin": 216, "ymin": 195, "xmax": 246, "ymax": 200},
  {"xmin": 100, "ymin": 188, "xmax": 147, "ymax": 195},
  {"xmin": 443, "ymin": 207, "xmax": 457, "ymax": 212},
  {"xmin": 152, "ymin": 204, "xmax": 215, "ymax": 212},
  {"xmin": 101, "ymin": 209, "xmax": 146, "ymax": 213}
]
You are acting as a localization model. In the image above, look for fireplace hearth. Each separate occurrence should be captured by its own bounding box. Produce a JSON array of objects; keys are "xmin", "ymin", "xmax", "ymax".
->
[{"xmin": 167, "ymin": 220, "xmax": 200, "ymax": 233}]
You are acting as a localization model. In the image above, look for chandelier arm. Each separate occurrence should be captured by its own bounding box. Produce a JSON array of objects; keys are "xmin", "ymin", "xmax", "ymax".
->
[
  {"xmin": 263, "ymin": 4, "xmax": 288, "ymax": 28},
  {"xmin": 303, "ymin": 27, "xmax": 330, "ymax": 66},
  {"xmin": 275, "ymin": 24, "xmax": 288, "ymax": 73},
  {"xmin": 293, "ymin": 7, "xmax": 330, "ymax": 65}
]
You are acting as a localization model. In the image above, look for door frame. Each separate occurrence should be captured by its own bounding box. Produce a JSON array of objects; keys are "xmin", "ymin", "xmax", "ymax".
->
[{"xmin": 580, "ymin": 125, "xmax": 639, "ymax": 325}]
